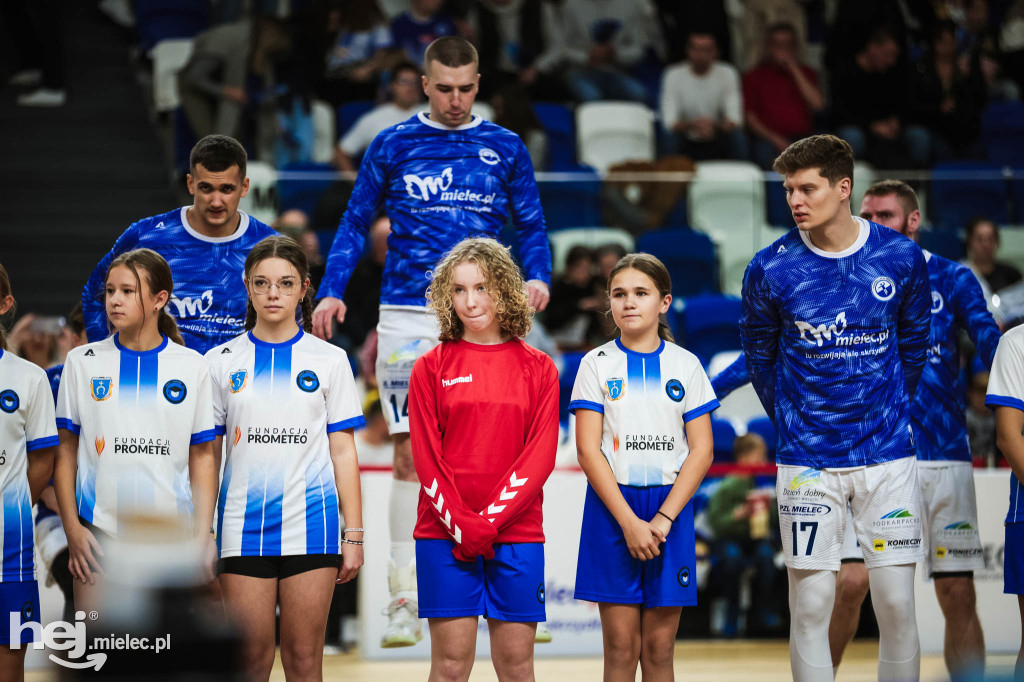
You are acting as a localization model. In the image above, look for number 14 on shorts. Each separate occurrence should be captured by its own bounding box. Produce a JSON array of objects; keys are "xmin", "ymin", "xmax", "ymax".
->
[
  {"xmin": 792, "ymin": 521, "xmax": 818, "ymax": 556},
  {"xmin": 390, "ymin": 394, "xmax": 409, "ymax": 424}
]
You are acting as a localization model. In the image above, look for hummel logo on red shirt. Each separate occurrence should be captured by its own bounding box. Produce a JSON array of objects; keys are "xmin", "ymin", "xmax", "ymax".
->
[{"xmin": 442, "ymin": 374, "xmax": 472, "ymax": 388}]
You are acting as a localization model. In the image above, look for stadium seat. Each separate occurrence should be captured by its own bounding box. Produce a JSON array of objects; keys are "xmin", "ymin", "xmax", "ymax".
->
[
  {"xmin": 711, "ymin": 418, "xmax": 737, "ymax": 461},
  {"xmin": 548, "ymin": 227, "xmax": 634, "ymax": 275},
  {"xmin": 277, "ymin": 162, "xmax": 336, "ymax": 218},
  {"xmin": 532, "ymin": 102, "xmax": 578, "ymax": 171},
  {"xmin": 981, "ymin": 101, "xmax": 1024, "ymax": 166},
  {"xmin": 918, "ymin": 229, "xmax": 965, "ymax": 261},
  {"xmin": 135, "ymin": 0, "xmax": 209, "ymax": 54},
  {"xmin": 538, "ymin": 171, "xmax": 603, "ymax": 230},
  {"xmin": 238, "ymin": 161, "xmax": 279, "ymax": 226},
  {"xmin": 311, "ymin": 100, "xmax": 336, "ymax": 164},
  {"xmin": 150, "ymin": 39, "xmax": 194, "ymax": 112},
  {"xmin": 850, "ymin": 161, "xmax": 878, "ymax": 219},
  {"xmin": 930, "ymin": 161, "xmax": 1009, "ymax": 231},
  {"xmin": 473, "ymin": 102, "xmax": 495, "ymax": 121},
  {"xmin": 688, "ymin": 161, "xmax": 769, "ymax": 295},
  {"xmin": 676, "ymin": 293, "xmax": 742, "ymax": 367},
  {"xmin": 337, "ymin": 100, "xmax": 375, "ymax": 139},
  {"xmin": 635, "ymin": 228, "xmax": 719, "ymax": 297},
  {"xmin": 746, "ymin": 416, "xmax": 777, "ymax": 456},
  {"xmin": 575, "ymin": 102, "xmax": 656, "ymax": 173}
]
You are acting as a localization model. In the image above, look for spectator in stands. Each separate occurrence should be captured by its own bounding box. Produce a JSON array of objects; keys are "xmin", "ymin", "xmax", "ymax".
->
[
  {"xmin": 337, "ymin": 215, "xmax": 391, "ymax": 352},
  {"xmin": 492, "ymin": 82, "xmax": 548, "ymax": 169},
  {"xmin": 653, "ymin": 0, "xmax": 731, "ymax": 64},
  {"xmin": 833, "ymin": 26, "xmax": 918, "ymax": 168},
  {"xmin": 967, "ymin": 371, "xmax": 998, "ymax": 466},
  {"xmin": 736, "ymin": 0, "xmax": 807, "ymax": 71},
  {"xmin": 743, "ymin": 23, "xmax": 824, "ymax": 170},
  {"xmin": 964, "ymin": 217, "xmax": 1024, "ymax": 292},
  {"xmin": 390, "ymin": 0, "xmax": 457, "ymax": 66},
  {"xmin": 470, "ymin": 0, "xmax": 566, "ymax": 100},
  {"xmin": 318, "ymin": 0, "xmax": 395, "ymax": 106},
  {"xmin": 705, "ymin": 433, "xmax": 781, "ymax": 636},
  {"xmin": 274, "ymin": 209, "xmax": 325, "ymax": 289},
  {"xmin": 660, "ymin": 31, "xmax": 747, "ymax": 161},
  {"xmin": 7, "ymin": 314, "xmax": 61, "ymax": 369},
  {"xmin": 594, "ymin": 243, "xmax": 627, "ymax": 339},
  {"xmin": 4, "ymin": 0, "xmax": 66, "ymax": 106},
  {"xmin": 333, "ymin": 62, "xmax": 425, "ymax": 172},
  {"xmin": 908, "ymin": 20, "xmax": 984, "ymax": 164},
  {"xmin": 545, "ymin": 245, "xmax": 604, "ymax": 348},
  {"xmin": 559, "ymin": 0, "xmax": 657, "ymax": 103}
]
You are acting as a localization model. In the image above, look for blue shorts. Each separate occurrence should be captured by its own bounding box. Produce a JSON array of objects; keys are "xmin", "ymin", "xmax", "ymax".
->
[
  {"xmin": 416, "ymin": 540, "xmax": 546, "ymax": 622},
  {"xmin": 1006, "ymin": 522, "xmax": 1024, "ymax": 595},
  {"xmin": 0, "ymin": 581, "xmax": 40, "ymax": 645},
  {"xmin": 575, "ymin": 483, "xmax": 697, "ymax": 608}
]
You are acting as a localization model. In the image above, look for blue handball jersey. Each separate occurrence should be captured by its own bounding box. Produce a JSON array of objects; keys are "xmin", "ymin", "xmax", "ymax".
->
[
  {"xmin": 740, "ymin": 218, "xmax": 931, "ymax": 468},
  {"xmin": 914, "ymin": 251, "xmax": 1000, "ymax": 462},
  {"xmin": 82, "ymin": 207, "xmax": 277, "ymax": 355},
  {"xmin": 319, "ymin": 112, "xmax": 551, "ymax": 306}
]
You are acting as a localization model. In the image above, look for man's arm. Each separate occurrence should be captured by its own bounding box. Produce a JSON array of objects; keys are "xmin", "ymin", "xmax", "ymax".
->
[
  {"xmin": 952, "ymin": 264, "xmax": 1001, "ymax": 369},
  {"xmin": 711, "ymin": 352, "xmax": 750, "ymax": 400},
  {"xmin": 82, "ymin": 224, "xmax": 141, "ymax": 342},
  {"xmin": 508, "ymin": 141, "xmax": 552, "ymax": 311},
  {"xmin": 897, "ymin": 248, "xmax": 932, "ymax": 399},
  {"xmin": 740, "ymin": 257, "xmax": 781, "ymax": 421}
]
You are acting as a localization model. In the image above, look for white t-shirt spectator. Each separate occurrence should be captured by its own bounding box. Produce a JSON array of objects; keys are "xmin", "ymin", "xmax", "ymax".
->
[
  {"xmin": 338, "ymin": 103, "xmax": 428, "ymax": 158},
  {"xmin": 660, "ymin": 61, "xmax": 742, "ymax": 139}
]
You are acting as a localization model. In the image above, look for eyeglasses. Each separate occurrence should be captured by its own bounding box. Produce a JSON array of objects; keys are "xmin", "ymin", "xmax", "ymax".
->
[{"xmin": 249, "ymin": 277, "xmax": 300, "ymax": 295}]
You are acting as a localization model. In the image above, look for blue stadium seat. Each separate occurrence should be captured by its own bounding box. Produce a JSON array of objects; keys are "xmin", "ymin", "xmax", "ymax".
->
[
  {"xmin": 982, "ymin": 101, "xmax": 1024, "ymax": 166},
  {"xmin": 930, "ymin": 162, "xmax": 1009, "ymax": 231},
  {"xmin": 532, "ymin": 103, "xmax": 578, "ymax": 172},
  {"xmin": 277, "ymin": 162, "xmax": 336, "ymax": 218},
  {"xmin": 135, "ymin": 0, "xmax": 210, "ymax": 53},
  {"xmin": 538, "ymin": 172, "xmax": 603, "ymax": 230},
  {"xmin": 918, "ymin": 229, "xmax": 965, "ymax": 261},
  {"xmin": 636, "ymin": 228, "xmax": 719, "ymax": 298},
  {"xmin": 711, "ymin": 418, "xmax": 737, "ymax": 462},
  {"xmin": 766, "ymin": 175, "xmax": 791, "ymax": 227},
  {"xmin": 676, "ymin": 294, "xmax": 742, "ymax": 367},
  {"xmin": 337, "ymin": 100, "xmax": 375, "ymax": 139},
  {"xmin": 746, "ymin": 416, "xmax": 777, "ymax": 457}
]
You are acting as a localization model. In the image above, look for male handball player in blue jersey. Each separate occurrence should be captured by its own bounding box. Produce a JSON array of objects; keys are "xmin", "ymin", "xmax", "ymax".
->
[
  {"xmin": 741, "ymin": 135, "xmax": 931, "ymax": 682},
  {"xmin": 312, "ymin": 36, "xmax": 552, "ymax": 647}
]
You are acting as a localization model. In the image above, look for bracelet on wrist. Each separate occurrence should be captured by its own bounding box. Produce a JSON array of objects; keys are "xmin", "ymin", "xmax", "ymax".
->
[
  {"xmin": 656, "ymin": 510, "xmax": 676, "ymax": 524},
  {"xmin": 341, "ymin": 538, "xmax": 363, "ymax": 546},
  {"xmin": 343, "ymin": 527, "xmax": 364, "ymax": 533}
]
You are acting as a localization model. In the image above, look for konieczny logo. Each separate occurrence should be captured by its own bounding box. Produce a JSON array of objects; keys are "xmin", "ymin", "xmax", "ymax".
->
[
  {"xmin": 795, "ymin": 312, "xmax": 847, "ymax": 347},
  {"xmin": 405, "ymin": 167, "xmax": 453, "ymax": 200},
  {"xmin": 931, "ymin": 291, "xmax": 944, "ymax": 313},
  {"xmin": 872, "ymin": 276, "xmax": 896, "ymax": 302},
  {"xmin": 169, "ymin": 290, "xmax": 214, "ymax": 318}
]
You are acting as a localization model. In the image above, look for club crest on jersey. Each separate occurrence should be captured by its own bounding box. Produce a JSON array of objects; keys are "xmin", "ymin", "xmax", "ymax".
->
[
  {"xmin": 665, "ymin": 379, "xmax": 684, "ymax": 402},
  {"xmin": 606, "ymin": 378, "xmax": 624, "ymax": 401},
  {"xmin": 90, "ymin": 378, "xmax": 112, "ymax": 401},
  {"xmin": 296, "ymin": 370, "xmax": 319, "ymax": 393},
  {"xmin": 478, "ymin": 148, "xmax": 500, "ymax": 165},
  {"xmin": 871, "ymin": 276, "xmax": 896, "ymax": 302},
  {"xmin": 163, "ymin": 379, "xmax": 187, "ymax": 404},
  {"xmin": 0, "ymin": 390, "xmax": 18, "ymax": 414},
  {"xmin": 229, "ymin": 370, "xmax": 247, "ymax": 393},
  {"xmin": 931, "ymin": 291, "xmax": 944, "ymax": 314}
]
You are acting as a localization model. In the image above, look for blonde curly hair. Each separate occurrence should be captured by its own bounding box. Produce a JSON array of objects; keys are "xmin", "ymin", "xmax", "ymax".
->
[{"xmin": 427, "ymin": 238, "xmax": 534, "ymax": 341}]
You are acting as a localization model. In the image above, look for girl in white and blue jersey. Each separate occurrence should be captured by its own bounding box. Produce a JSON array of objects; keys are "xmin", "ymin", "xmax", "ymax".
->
[
  {"xmin": 0, "ymin": 264, "xmax": 57, "ymax": 678},
  {"xmin": 206, "ymin": 236, "xmax": 364, "ymax": 681},
  {"xmin": 54, "ymin": 250, "xmax": 218, "ymax": 611},
  {"xmin": 569, "ymin": 254, "xmax": 717, "ymax": 680}
]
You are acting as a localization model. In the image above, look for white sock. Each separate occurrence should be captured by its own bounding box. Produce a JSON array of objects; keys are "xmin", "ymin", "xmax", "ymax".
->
[
  {"xmin": 389, "ymin": 477, "xmax": 419, "ymax": 572},
  {"xmin": 788, "ymin": 568, "xmax": 837, "ymax": 682},
  {"xmin": 868, "ymin": 564, "xmax": 920, "ymax": 681}
]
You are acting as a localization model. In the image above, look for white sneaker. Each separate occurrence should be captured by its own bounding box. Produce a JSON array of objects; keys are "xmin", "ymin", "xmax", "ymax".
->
[
  {"xmin": 535, "ymin": 622, "xmax": 552, "ymax": 643},
  {"xmin": 9, "ymin": 69, "xmax": 41, "ymax": 86},
  {"xmin": 380, "ymin": 596, "xmax": 422, "ymax": 648},
  {"xmin": 17, "ymin": 88, "xmax": 66, "ymax": 107}
]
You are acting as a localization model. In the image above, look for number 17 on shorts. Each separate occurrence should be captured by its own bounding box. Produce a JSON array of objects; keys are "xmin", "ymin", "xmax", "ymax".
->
[{"xmin": 777, "ymin": 466, "xmax": 847, "ymax": 570}]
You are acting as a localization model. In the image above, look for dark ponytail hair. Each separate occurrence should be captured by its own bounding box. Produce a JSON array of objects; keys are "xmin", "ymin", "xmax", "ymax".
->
[
  {"xmin": 0, "ymin": 263, "xmax": 14, "ymax": 351},
  {"xmin": 106, "ymin": 249, "xmax": 186, "ymax": 347},
  {"xmin": 607, "ymin": 253, "xmax": 675, "ymax": 343},
  {"xmin": 243, "ymin": 236, "xmax": 315, "ymax": 332}
]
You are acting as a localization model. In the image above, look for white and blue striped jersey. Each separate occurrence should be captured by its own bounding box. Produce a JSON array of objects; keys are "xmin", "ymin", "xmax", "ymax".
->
[
  {"xmin": 82, "ymin": 207, "xmax": 277, "ymax": 355},
  {"xmin": 55, "ymin": 335, "xmax": 216, "ymax": 535},
  {"xmin": 984, "ymin": 324, "xmax": 1024, "ymax": 523},
  {"xmin": 319, "ymin": 112, "xmax": 551, "ymax": 306},
  {"xmin": 206, "ymin": 330, "xmax": 365, "ymax": 558},
  {"xmin": 568, "ymin": 338, "xmax": 719, "ymax": 487},
  {"xmin": 0, "ymin": 350, "xmax": 58, "ymax": 582},
  {"xmin": 740, "ymin": 218, "xmax": 931, "ymax": 468}
]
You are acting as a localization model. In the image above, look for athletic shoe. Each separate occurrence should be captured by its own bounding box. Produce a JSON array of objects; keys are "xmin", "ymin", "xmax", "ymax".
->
[
  {"xmin": 534, "ymin": 622, "xmax": 552, "ymax": 643},
  {"xmin": 380, "ymin": 597, "xmax": 422, "ymax": 648},
  {"xmin": 17, "ymin": 88, "xmax": 66, "ymax": 107}
]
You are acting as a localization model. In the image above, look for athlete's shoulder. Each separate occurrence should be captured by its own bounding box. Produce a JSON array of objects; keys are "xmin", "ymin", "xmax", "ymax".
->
[
  {"xmin": 296, "ymin": 331, "xmax": 350, "ymax": 361},
  {"xmin": 515, "ymin": 339, "xmax": 558, "ymax": 371},
  {"xmin": 3, "ymin": 350, "xmax": 49, "ymax": 383},
  {"xmin": 126, "ymin": 207, "xmax": 186, "ymax": 246},
  {"xmin": 204, "ymin": 332, "xmax": 251, "ymax": 362},
  {"xmin": 750, "ymin": 228, "xmax": 803, "ymax": 271},
  {"xmin": 582, "ymin": 339, "xmax": 621, "ymax": 364},
  {"xmin": 243, "ymin": 213, "xmax": 278, "ymax": 242},
  {"xmin": 1001, "ymin": 322, "xmax": 1024, "ymax": 349},
  {"xmin": 161, "ymin": 339, "xmax": 206, "ymax": 364},
  {"xmin": 132, "ymin": 207, "xmax": 184, "ymax": 233},
  {"xmin": 663, "ymin": 340, "xmax": 703, "ymax": 368},
  {"xmin": 376, "ymin": 113, "xmax": 431, "ymax": 142},
  {"xmin": 67, "ymin": 337, "xmax": 115, "ymax": 363},
  {"xmin": 866, "ymin": 220, "xmax": 919, "ymax": 256}
]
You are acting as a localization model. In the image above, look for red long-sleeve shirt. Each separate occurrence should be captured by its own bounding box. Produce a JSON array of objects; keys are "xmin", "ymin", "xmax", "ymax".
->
[{"xmin": 409, "ymin": 338, "xmax": 559, "ymax": 560}]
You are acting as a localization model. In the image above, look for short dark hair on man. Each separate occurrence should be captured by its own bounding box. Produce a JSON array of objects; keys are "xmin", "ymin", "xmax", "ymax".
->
[
  {"xmin": 190, "ymin": 134, "xmax": 247, "ymax": 177},
  {"xmin": 864, "ymin": 179, "xmax": 919, "ymax": 215},
  {"xmin": 773, "ymin": 134, "xmax": 854, "ymax": 188},
  {"xmin": 424, "ymin": 36, "xmax": 478, "ymax": 72}
]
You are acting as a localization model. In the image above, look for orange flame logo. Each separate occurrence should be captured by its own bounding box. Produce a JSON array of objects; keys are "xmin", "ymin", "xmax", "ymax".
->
[
  {"xmin": 233, "ymin": 426, "xmax": 241, "ymax": 447},
  {"xmin": 95, "ymin": 436, "xmax": 105, "ymax": 456}
]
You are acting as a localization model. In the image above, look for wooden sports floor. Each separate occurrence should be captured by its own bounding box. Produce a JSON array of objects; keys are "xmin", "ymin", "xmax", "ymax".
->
[{"xmin": 24, "ymin": 640, "xmax": 1018, "ymax": 680}]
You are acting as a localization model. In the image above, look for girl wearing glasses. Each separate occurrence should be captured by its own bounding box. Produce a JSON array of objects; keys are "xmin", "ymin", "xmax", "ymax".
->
[{"xmin": 206, "ymin": 235, "xmax": 364, "ymax": 681}]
